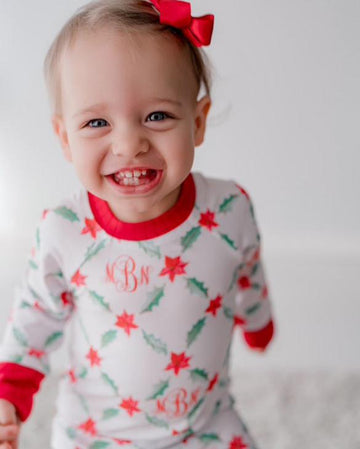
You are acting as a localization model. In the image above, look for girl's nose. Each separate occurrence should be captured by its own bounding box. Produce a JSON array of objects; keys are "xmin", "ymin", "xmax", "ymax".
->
[{"xmin": 111, "ymin": 126, "xmax": 149, "ymax": 158}]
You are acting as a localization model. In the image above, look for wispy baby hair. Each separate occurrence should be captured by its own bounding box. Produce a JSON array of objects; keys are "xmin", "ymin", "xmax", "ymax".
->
[{"xmin": 44, "ymin": 0, "xmax": 212, "ymax": 115}]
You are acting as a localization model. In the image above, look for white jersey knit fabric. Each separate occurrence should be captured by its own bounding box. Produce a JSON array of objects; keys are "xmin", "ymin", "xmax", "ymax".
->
[{"xmin": 0, "ymin": 172, "xmax": 272, "ymax": 449}]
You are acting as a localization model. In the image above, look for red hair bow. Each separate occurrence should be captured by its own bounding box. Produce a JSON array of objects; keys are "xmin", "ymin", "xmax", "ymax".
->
[{"xmin": 148, "ymin": 0, "xmax": 214, "ymax": 47}]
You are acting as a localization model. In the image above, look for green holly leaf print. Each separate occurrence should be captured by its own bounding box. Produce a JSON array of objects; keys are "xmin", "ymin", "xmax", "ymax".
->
[
  {"xmin": 251, "ymin": 263, "xmax": 259, "ymax": 276},
  {"xmin": 188, "ymin": 398, "xmax": 204, "ymax": 423},
  {"xmin": 250, "ymin": 203, "xmax": 255, "ymax": 220},
  {"xmin": 89, "ymin": 291, "xmax": 110, "ymax": 311},
  {"xmin": 252, "ymin": 282, "xmax": 261, "ymax": 291},
  {"xmin": 138, "ymin": 241, "xmax": 162, "ymax": 259},
  {"xmin": 29, "ymin": 288, "xmax": 40, "ymax": 300},
  {"xmin": 54, "ymin": 206, "xmax": 80, "ymax": 222},
  {"xmin": 142, "ymin": 331, "xmax": 168, "ymax": 355},
  {"xmin": 187, "ymin": 318, "xmax": 206, "ymax": 347},
  {"xmin": 147, "ymin": 379, "xmax": 170, "ymax": 400},
  {"xmin": 79, "ymin": 366, "xmax": 88, "ymax": 379},
  {"xmin": 186, "ymin": 278, "xmax": 208, "ymax": 298},
  {"xmin": 90, "ymin": 442, "xmax": 111, "ymax": 449},
  {"xmin": 219, "ymin": 233, "xmax": 237, "ymax": 250},
  {"xmin": 45, "ymin": 331, "xmax": 63, "ymax": 348},
  {"xmin": 141, "ymin": 286, "xmax": 165, "ymax": 313},
  {"xmin": 101, "ymin": 330, "xmax": 118, "ymax": 348},
  {"xmin": 212, "ymin": 399, "xmax": 222, "ymax": 416},
  {"xmin": 223, "ymin": 307, "xmax": 234, "ymax": 320},
  {"xmin": 228, "ymin": 264, "xmax": 243, "ymax": 292},
  {"xmin": 39, "ymin": 360, "xmax": 50, "ymax": 375},
  {"xmin": 13, "ymin": 328, "xmax": 28, "ymax": 347},
  {"xmin": 29, "ymin": 260, "xmax": 38, "ymax": 270},
  {"xmin": 219, "ymin": 194, "xmax": 238, "ymax": 214},
  {"xmin": 101, "ymin": 372, "xmax": 119, "ymax": 394},
  {"xmin": 75, "ymin": 391, "xmax": 90, "ymax": 413},
  {"xmin": 181, "ymin": 226, "xmax": 201, "ymax": 251},
  {"xmin": 199, "ymin": 433, "xmax": 221, "ymax": 444},
  {"xmin": 66, "ymin": 427, "xmax": 77, "ymax": 439},
  {"xmin": 182, "ymin": 428, "xmax": 195, "ymax": 441},
  {"xmin": 219, "ymin": 377, "xmax": 230, "ymax": 388},
  {"xmin": 102, "ymin": 408, "xmax": 120, "ymax": 420},
  {"xmin": 145, "ymin": 414, "xmax": 169, "ymax": 429},
  {"xmin": 20, "ymin": 301, "xmax": 31, "ymax": 309},
  {"xmin": 223, "ymin": 344, "xmax": 231, "ymax": 368},
  {"xmin": 190, "ymin": 368, "xmax": 209, "ymax": 382},
  {"xmin": 81, "ymin": 240, "xmax": 107, "ymax": 267},
  {"xmin": 36, "ymin": 227, "xmax": 40, "ymax": 250},
  {"xmin": 245, "ymin": 303, "xmax": 261, "ymax": 315},
  {"xmin": 10, "ymin": 355, "xmax": 23, "ymax": 364}
]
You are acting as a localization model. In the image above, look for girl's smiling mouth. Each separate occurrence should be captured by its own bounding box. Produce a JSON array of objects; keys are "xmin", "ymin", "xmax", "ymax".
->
[{"xmin": 106, "ymin": 168, "xmax": 162, "ymax": 193}]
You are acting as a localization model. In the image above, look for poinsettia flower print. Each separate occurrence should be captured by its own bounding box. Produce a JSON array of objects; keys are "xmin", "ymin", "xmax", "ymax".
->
[
  {"xmin": 236, "ymin": 185, "xmax": 250, "ymax": 201},
  {"xmin": 28, "ymin": 349, "xmax": 45, "ymax": 359},
  {"xmin": 68, "ymin": 369, "xmax": 77, "ymax": 383},
  {"xmin": 115, "ymin": 311, "xmax": 139, "ymax": 336},
  {"xmin": 229, "ymin": 436, "xmax": 248, "ymax": 449},
  {"xmin": 81, "ymin": 218, "xmax": 101, "ymax": 239},
  {"xmin": 61, "ymin": 291, "xmax": 73, "ymax": 307},
  {"xmin": 71, "ymin": 269, "xmax": 87, "ymax": 287},
  {"xmin": 160, "ymin": 256, "xmax": 188, "ymax": 282},
  {"xmin": 113, "ymin": 438, "xmax": 132, "ymax": 445},
  {"xmin": 33, "ymin": 301, "xmax": 44, "ymax": 312},
  {"xmin": 120, "ymin": 397, "xmax": 141, "ymax": 417},
  {"xmin": 207, "ymin": 373, "xmax": 219, "ymax": 391},
  {"xmin": 199, "ymin": 209, "xmax": 219, "ymax": 231},
  {"xmin": 206, "ymin": 295, "xmax": 223, "ymax": 316},
  {"xmin": 86, "ymin": 347, "xmax": 102, "ymax": 367},
  {"xmin": 165, "ymin": 352, "xmax": 191, "ymax": 375},
  {"xmin": 78, "ymin": 418, "xmax": 97, "ymax": 436},
  {"xmin": 237, "ymin": 276, "xmax": 251, "ymax": 290},
  {"xmin": 233, "ymin": 315, "xmax": 246, "ymax": 327}
]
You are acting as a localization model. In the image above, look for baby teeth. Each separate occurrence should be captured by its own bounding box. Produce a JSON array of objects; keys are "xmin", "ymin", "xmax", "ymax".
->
[
  {"xmin": 119, "ymin": 169, "xmax": 148, "ymax": 179},
  {"xmin": 113, "ymin": 168, "xmax": 153, "ymax": 186},
  {"xmin": 123, "ymin": 177, "xmax": 140, "ymax": 186}
]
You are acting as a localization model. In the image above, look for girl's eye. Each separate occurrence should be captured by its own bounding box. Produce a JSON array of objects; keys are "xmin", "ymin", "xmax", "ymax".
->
[
  {"xmin": 146, "ymin": 111, "xmax": 170, "ymax": 122},
  {"xmin": 86, "ymin": 119, "xmax": 108, "ymax": 128}
]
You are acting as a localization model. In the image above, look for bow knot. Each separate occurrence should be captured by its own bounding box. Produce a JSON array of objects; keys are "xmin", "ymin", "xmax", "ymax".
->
[{"xmin": 149, "ymin": 0, "xmax": 214, "ymax": 47}]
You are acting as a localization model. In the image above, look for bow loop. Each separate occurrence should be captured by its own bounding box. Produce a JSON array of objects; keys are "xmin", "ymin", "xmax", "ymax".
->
[
  {"xmin": 185, "ymin": 14, "xmax": 214, "ymax": 47},
  {"xmin": 160, "ymin": 1, "xmax": 192, "ymax": 29},
  {"xmin": 148, "ymin": 0, "xmax": 214, "ymax": 48}
]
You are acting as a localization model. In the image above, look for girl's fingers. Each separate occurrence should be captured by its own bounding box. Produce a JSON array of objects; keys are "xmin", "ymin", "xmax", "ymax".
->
[
  {"xmin": 0, "ymin": 424, "xmax": 19, "ymax": 441},
  {"xmin": 0, "ymin": 443, "xmax": 13, "ymax": 449}
]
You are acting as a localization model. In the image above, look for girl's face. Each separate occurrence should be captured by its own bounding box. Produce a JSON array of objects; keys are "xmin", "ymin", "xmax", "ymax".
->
[{"xmin": 53, "ymin": 28, "xmax": 211, "ymax": 223}]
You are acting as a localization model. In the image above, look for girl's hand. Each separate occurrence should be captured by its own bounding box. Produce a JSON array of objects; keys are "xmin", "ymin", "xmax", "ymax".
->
[{"xmin": 0, "ymin": 399, "xmax": 20, "ymax": 449}]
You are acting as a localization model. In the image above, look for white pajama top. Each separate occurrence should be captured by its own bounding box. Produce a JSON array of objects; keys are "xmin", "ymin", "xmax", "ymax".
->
[{"xmin": 0, "ymin": 172, "xmax": 274, "ymax": 449}]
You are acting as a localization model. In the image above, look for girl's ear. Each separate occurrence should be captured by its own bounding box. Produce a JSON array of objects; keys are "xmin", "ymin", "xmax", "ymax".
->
[
  {"xmin": 194, "ymin": 95, "xmax": 211, "ymax": 147},
  {"xmin": 52, "ymin": 115, "xmax": 72, "ymax": 162}
]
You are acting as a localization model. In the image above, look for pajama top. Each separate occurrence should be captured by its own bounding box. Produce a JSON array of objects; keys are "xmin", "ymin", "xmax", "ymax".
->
[{"xmin": 0, "ymin": 172, "xmax": 274, "ymax": 448}]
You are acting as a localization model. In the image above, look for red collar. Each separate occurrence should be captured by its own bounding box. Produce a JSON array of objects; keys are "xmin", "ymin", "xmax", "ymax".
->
[{"xmin": 88, "ymin": 174, "xmax": 195, "ymax": 241}]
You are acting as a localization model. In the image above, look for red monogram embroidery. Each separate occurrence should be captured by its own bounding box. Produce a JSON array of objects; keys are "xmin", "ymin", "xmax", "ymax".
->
[
  {"xmin": 106, "ymin": 256, "xmax": 152, "ymax": 292},
  {"xmin": 155, "ymin": 387, "xmax": 201, "ymax": 418}
]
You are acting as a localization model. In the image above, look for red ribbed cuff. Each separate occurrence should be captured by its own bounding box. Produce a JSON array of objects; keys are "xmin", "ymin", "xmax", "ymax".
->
[
  {"xmin": 243, "ymin": 320, "xmax": 274, "ymax": 351},
  {"xmin": 0, "ymin": 363, "xmax": 45, "ymax": 422}
]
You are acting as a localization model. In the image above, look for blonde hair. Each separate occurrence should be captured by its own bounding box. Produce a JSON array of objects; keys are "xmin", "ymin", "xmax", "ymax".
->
[{"xmin": 44, "ymin": 0, "xmax": 212, "ymax": 115}]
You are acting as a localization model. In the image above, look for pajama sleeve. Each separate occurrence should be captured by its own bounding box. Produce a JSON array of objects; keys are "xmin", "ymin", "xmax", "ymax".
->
[
  {"xmin": 0, "ymin": 214, "xmax": 74, "ymax": 421},
  {"xmin": 234, "ymin": 190, "xmax": 274, "ymax": 351}
]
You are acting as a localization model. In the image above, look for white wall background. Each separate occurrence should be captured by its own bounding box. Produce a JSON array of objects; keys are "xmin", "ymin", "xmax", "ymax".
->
[{"xmin": 0, "ymin": 0, "xmax": 359, "ymax": 372}]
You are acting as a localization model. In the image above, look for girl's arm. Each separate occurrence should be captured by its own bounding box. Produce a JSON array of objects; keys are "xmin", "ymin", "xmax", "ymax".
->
[
  {"xmin": 0, "ymin": 214, "xmax": 74, "ymax": 421},
  {"xmin": 234, "ymin": 189, "xmax": 275, "ymax": 352}
]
